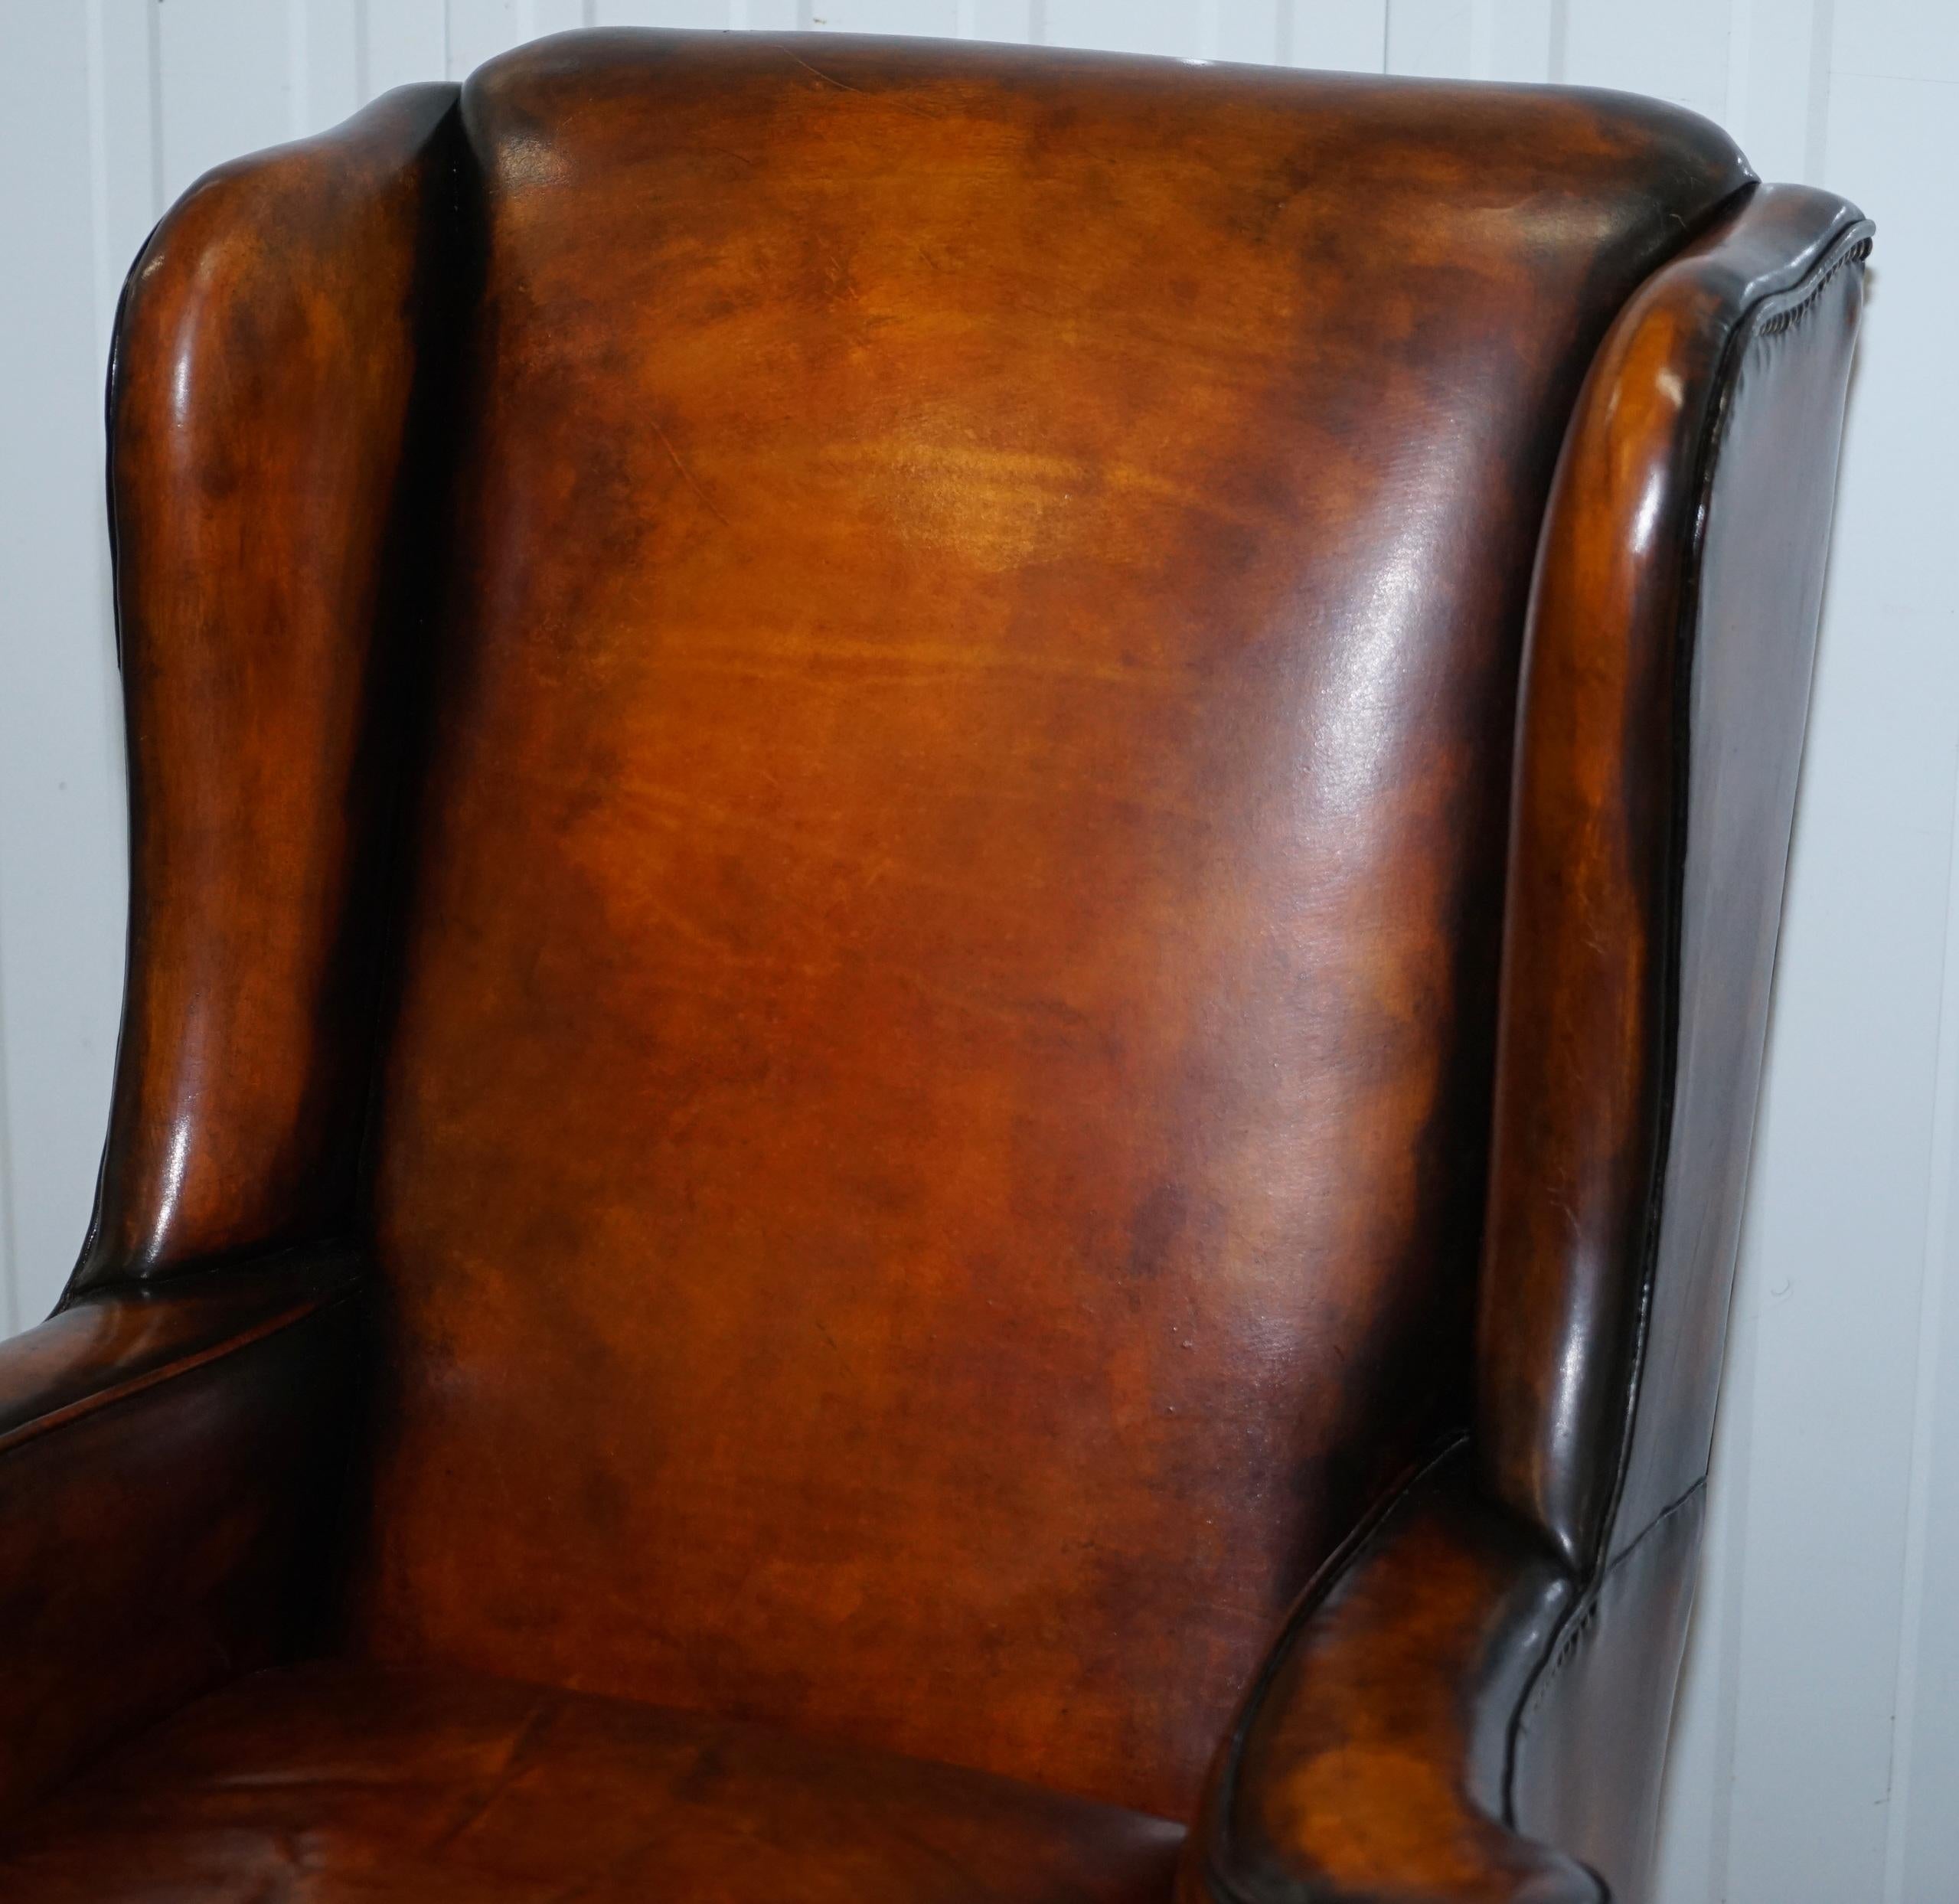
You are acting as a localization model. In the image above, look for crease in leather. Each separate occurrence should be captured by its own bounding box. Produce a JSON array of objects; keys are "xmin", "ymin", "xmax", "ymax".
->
[
  {"xmin": 1509, "ymin": 1478, "xmax": 1706, "ymax": 1751},
  {"xmin": 1, "ymin": 1259, "xmax": 362, "ymax": 1457}
]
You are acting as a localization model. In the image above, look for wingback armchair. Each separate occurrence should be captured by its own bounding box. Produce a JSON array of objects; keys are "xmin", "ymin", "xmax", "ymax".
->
[{"xmin": 0, "ymin": 30, "xmax": 1869, "ymax": 1903}]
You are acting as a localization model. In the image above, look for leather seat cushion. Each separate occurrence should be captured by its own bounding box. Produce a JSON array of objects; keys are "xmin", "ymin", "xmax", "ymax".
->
[{"xmin": 0, "ymin": 1662, "xmax": 1184, "ymax": 1901}]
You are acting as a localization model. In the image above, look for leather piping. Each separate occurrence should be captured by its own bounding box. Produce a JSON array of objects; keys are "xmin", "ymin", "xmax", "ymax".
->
[
  {"xmin": 0, "ymin": 1277, "xmax": 358, "ymax": 1459},
  {"xmin": 1513, "ymin": 1478, "xmax": 1706, "ymax": 1738},
  {"xmin": 1500, "ymin": 211, "xmax": 1871, "ymax": 1847},
  {"xmin": 1590, "ymin": 207, "xmax": 1874, "ymax": 1577}
]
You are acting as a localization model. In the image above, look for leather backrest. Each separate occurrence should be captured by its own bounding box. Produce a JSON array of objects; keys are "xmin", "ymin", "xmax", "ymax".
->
[{"xmin": 354, "ymin": 31, "xmax": 1747, "ymax": 1816}]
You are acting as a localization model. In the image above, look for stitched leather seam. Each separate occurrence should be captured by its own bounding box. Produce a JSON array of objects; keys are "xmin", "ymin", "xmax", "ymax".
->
[
  {"xmin": 1495, "ymin": 217, "xmax": 1870, "ymax": 1855},
  {"xmin": 1516, "ymin": 1478, "xmax": 1706, "ymax": 1730},
  {"xmin": 1756, "ymin": 235, "xmax": 1873, "ymax": 337},
  {"xmin": 0, "ymin": 1283, "xmax": 358, "ymax": 1460},
  {"xmin": 1585, "ymin": 208, "xmax": 1872, "ymax": 1581}
]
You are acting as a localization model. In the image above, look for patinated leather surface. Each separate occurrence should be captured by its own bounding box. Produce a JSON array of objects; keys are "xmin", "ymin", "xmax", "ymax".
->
[
  {"xmin": 73, "ymin": 84, "xmax": 462, "ymax": 1290},
  {"xmin": 5, "ymin": 28, "xmax": 1871, "ymax": 1903},
  {"xmin": 1184, "ymin": 183, "xmax": 1869, "ymax": 1904},
  {"xmin": 0, "ymin": 1662, "xmax": 1184, "ymax": 1902},
  {"xmin": 0, "ymin": 1253, "xmax": 361, "ymax": 1821},
  {"xmin": 1178, "ymin": 1445, "xmax": 1595, "ymax": 1904},
  {"xmin": 352, "ymin": 32, "xmax": 1748, "ymax": 1818},
  {"xmin": 1477, "ymin": 184, "xmax": 1872, "ymax": 1571}
]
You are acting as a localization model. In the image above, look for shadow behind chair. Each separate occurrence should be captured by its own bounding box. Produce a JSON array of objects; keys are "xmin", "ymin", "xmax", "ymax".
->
[{"xmin": 0, "ymin": 31, "xmax": 1868, "ymax": 1903}]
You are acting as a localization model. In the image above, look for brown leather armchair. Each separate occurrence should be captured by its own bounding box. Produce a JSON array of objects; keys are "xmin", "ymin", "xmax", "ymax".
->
[{"xmin": 0, "ymin": 31, "xmax": 1868, "ymax": 1903}]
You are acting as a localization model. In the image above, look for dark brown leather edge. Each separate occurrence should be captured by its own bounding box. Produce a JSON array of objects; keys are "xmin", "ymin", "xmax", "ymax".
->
[
  {"xmin": 11, "ymin": 1243, "xmax": 361, "ymax": 1431},
  {"xmin": 1183, "ymin": 183, "xmax": 1870, "ymax": 1904},
  {"xmin": 1509, "ymin": 1484, "xmax": 1705, "ymax": 1903},
  {"xmin": 1476, "ymin": 183, "xmax": 1872, "ymax": 1572},
  {"xmin": 1177, "ymin": 1442, "xmax": 1599, "ymax": 1904},
  {"xmin": 0, "ymin": 1249, "xmax": 366, "ymax": 1822},
  {"xmin": 70, "ymin": 82, "xmax": 465, "ymax": 1292}
]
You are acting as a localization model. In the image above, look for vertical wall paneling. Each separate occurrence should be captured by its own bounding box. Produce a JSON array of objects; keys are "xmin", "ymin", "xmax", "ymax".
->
[
  {"xmin": 1830, "ymin": 15, "xmax": 1959, "ymax": 1901},
  {"xmin": 87, "ymin": 0, "xmax": 162, "ymax": 364},
  {"xmin": 1723, "ymin": 0, "xmax": 1821, "ymax": 182},
  {"xmin": 365, "ymin": 0, "xmax": 450, "ymax": 96},
  {"xmin": 1474, "ymin": 0, "xmax": 1554, "ymax": 81},
  {"xmin": 1212, "ymin": 0, "xmax": 1285, "ymax": 65},
  {"xmin": 0, "ymin": 5, "xmax": 130, "ymax": 1334},
  {"xmin": 5, "ymin": 6, "xmax": 1957, "ymax": 1899},
  {"xmin": 446, "ymin": 0, "xmax": 599, "ymax": 78},
  {"xmin": 1562, "ymin": 0, "xmax": 1730, "ymax": 120},
  {"xmin": 1886, "ymin": 753, "xmax": 1959, "ymax": 1904},
  {"xmin": 300, "ymin": 0, "xmax": 363, "ymax": 131},
  {"xmin": 965, "ymin": 0, "xmax": 1040, "ymax": 44},
  {"xmin": 592, "ymin": 3, "xmax": 733, "ymax": 30},
  {"xmin": 1721, "ymin": 5, "xmax": 1959, "ymax": 1889},
  {"xmin": 1386, "ymin": 0, "xmax": 1472, "ymax": 77},
  {"xmin": 814, "ymin": 0, "xmax": 962, "ymax": 32},
  {"xmin": 1386, "ymin": 0, "xmax": 1554, "ymax": 80},
  {"xmin": 1289, "ymin": 0, "xmax": 1389, "ymax": 72},
  {"xmin": 154, "ymin": 0, "xmax": 293, "ymax": 200},
  {"xmin": 446, "ymin": 0, "xmax": 535, "ymax": 77},
  {"xmin": 1041, "ymin": 2, "xmax": 1202, "ymax": 57}
]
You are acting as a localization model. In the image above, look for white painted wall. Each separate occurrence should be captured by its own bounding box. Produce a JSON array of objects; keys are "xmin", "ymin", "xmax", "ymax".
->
[{"xmin": 0, "ymin": 3, "xmax": 1951, "ymax": 1897}]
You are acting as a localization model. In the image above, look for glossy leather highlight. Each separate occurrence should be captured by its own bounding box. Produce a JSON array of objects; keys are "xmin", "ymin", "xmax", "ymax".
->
[
  {"xmin": 2, "ymin": 28, "xmax": 1871, "ymax": 1904},
  {"xmin": 76, "ymin": 84, "xmax": 462, "ymax": 1288},
  {"xmin": 1184, "ymin": 181, "xmax": 1870, "ymax": 1904},
  {"xmin": 356, "ymin": 31, "xmax": 1747, "ymax": 1818},
  {"xmin": 1477, "ymin": 185, "xmax": 1872, "ymax": 1570}
]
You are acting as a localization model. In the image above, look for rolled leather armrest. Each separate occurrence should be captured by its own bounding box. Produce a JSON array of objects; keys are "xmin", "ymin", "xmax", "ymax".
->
[
  {"xmin": 1177, "ymin": 1442, "xmax": 1601, "ymax": 1904},
  {"xmin": 0, "ymin": 1247, "xmax": 363, "ymax": 1819}
]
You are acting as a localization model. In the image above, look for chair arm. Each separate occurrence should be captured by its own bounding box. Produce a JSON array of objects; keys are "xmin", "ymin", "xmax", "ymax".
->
[
  {"xmin": 1177, "ymin": 1443, "xmax": 1600, "ymax": 1904},
  {"xmin": 0, "ymin": 1247, "xmax": 363, "ymax": 1820}
]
